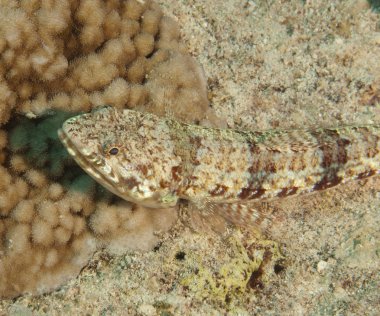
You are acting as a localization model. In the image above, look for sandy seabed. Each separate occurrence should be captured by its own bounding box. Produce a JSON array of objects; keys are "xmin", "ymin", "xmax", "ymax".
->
[{"xmin": 1, "ymin": 0, "xmax": 380, "ymax": 315}]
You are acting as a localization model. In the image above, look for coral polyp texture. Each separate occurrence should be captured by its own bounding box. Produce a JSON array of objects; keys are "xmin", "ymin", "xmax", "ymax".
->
[
  {"xmin": 0, "ymin": 0, "xmax": 206, "ymax": 298},
  {"xmin": 0, "ymin": 0, "xmax": 211, "ymax": 123}
]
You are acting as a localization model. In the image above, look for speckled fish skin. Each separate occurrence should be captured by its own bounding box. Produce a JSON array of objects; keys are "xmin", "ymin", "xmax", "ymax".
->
[{"xmin": 58, "ymin": 107, "xmax": 380, "ymax": 210}]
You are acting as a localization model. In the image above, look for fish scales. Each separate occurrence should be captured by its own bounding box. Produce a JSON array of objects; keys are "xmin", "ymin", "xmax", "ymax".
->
[
  {"xmin": 167, "ymin": 118, "xmax": 380, "ymax": 201},
  {"xmin": 58, "ymin": 107, "xmax": 380, "ymax": 214}
]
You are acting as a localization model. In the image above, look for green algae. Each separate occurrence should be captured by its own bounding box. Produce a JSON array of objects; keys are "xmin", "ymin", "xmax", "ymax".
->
[{"xmin": 179, "ymin": 232, "xmax": 283, "ymax": 307}]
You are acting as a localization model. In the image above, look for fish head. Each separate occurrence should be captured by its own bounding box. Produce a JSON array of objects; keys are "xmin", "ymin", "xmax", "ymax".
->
[{"xmin": 58, "ymin": 107, "xmax": 181, "ymax": 208}]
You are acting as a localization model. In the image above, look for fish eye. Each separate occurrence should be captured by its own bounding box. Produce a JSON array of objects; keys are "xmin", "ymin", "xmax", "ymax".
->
[{"xmin": 109, "ymin": 147, "xmax": 119, "ymax": 155}]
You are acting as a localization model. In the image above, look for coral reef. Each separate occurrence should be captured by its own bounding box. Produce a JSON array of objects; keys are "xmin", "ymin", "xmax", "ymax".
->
[
  {"xmin": 0, "ymin": 0, "xmax": 210, "ymax": 123},
  {"xmin": 0, "ymin": 0, "xmax": 206, "ymax": 298}
]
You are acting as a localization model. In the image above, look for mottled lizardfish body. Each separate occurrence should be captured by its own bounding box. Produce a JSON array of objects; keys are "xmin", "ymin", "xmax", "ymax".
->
[{"xmin": 58, "ymin": 107, "xmax": 380, "ymax": 214}]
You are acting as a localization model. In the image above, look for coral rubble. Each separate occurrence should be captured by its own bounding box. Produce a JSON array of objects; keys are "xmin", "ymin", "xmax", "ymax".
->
[{"xmin": 0, "ymin": 0, "xmax": 206, "ymax": 298}]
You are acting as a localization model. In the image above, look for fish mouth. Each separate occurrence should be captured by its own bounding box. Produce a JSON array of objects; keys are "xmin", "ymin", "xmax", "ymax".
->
[{"xmin": 58, "ymin": 128, "xmax": 124, "ymax": 199}]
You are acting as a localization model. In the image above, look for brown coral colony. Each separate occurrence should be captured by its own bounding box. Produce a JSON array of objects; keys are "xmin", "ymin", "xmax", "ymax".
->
[{"xmin": 0, "ymin": 0, "xmax": 206, "ymax": 299}]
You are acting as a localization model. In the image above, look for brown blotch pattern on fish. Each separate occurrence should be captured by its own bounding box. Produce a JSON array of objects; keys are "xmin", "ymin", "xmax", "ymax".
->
[
  {"xmin": 356, "ymin": 169, "xmax": 376, "ymax": 180},
  {"xmin": 313, "ymin": 129, "xmax": 350, "ymax": 168},
  {"xmin": 171, "ymin": 166, "xmax": 182, "ymax": 181},
  {"xmin": 124, "ymin": 177, "xmax": 140, "ymax": 190},
  {"xmin": 278, "ymin": 187, "xmax": 299, "ymax": 197},
  {"xmin": 313, "ymin": 175, "xmax": 343, "ymax": 191},
  {"xmin": 209, "ymin": 184, "xmax": 228, "ymax": 196},
  {"xmin": 238, "ymin": 187, "xmax": 266, "ymax": 200},
  {"xmin": 237, "ymin": 142, "xmax": 265, "ymax": 199},
  {"xmin": 137, "ymin": 164, "xmax": 148, "ymax": 176}
]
